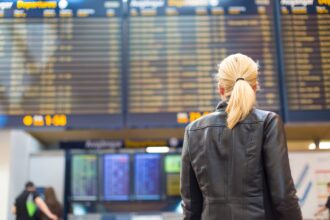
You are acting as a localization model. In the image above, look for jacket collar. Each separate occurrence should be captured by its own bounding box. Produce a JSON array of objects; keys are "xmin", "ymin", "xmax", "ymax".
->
[{"xmin": 216, "ymin": 100, "xmax": 228, "ymax": 111}]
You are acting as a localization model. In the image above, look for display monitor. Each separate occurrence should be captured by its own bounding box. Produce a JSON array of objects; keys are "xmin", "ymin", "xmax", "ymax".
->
[
  {"xmin": 127, "ymin": 0, "xmax": 280, "ymax": 127},
  {"xmin": 164, "ymin": 154, "xmax": 181, "ymax": 173},
  {"xmin": 280, "ymin": 0, "xmax": 330, "ymax": 122},
  {"xmin": 134, "ymin": 154, "xmax": 161, "ymax": 200},
  {"xmin": 71, "ymin": 154, "xmax": 98, "ymax": 200},
  {"xmin": 0, "ymin": 0, "xmax": 124, "ymax": 128},
  {"xmin": 164, "ymin": 154, "xmax": 181, "ymax": 196},
  {"xmin": 103, "ymin": 154, "xmax": 130, "ymax": 201},
  {"xmin": 166, "ymin": 174, "xmax": 180, "ymax": 197}
]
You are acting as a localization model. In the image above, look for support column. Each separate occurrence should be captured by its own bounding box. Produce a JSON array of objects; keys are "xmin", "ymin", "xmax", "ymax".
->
[
  {"xmin": 0, "ymin": 130, "xmax": 43, "ymax": 220},
  {"xmin": 0, "ymin": 130, "xmax": 12, "ymax": 220}
]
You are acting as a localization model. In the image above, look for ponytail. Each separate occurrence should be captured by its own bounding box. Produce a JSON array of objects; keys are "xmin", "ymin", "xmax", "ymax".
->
[
  {"xmin": 226, "ymin": 79, "xmax": 256, "ymax": 129},
  {"xmin": 216, "ymin": 53, "xmax": 258, "ymax": 129}
]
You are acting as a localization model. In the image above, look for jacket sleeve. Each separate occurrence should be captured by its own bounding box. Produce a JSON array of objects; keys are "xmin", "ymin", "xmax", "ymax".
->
[
  {"xmin": 180, "ymin": 128, "xmax": 203, "ymax": 220},
  {"xmin": 263, "ymin": 113, "xmax": 302, "ymax": 220}
]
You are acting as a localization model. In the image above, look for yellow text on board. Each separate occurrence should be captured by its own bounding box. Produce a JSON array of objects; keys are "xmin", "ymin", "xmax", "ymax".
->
[{"xmin": 319, "ymin": 0, "xmax": 330, "ymax": 5}]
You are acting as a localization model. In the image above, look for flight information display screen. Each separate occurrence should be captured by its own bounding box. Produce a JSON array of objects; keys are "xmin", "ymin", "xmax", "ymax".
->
[
  {"xmin": 164, "ymin": 154, "xmax": 181, "ymax": 173},
  {"xmin": 166, "ymin": 174, "xmax": 180, "ymax": 196},
  {"xmin": 281, "ymin": 1, "xmax": 330, "ymax": 122},
  {"xmin": 0, "ymin": 0, "xmax": 329, "ymax": 129},
  {"xmin": 71, "ymin": 154, "xmax": 98, "ymax": 200},
  {"xmin": 164, "ymin": 154, "xmax": 181, "ymax": 196},
  {"xmin": 134, "ymin": 154, "xmax": 161, "ymax": 200},
  {"xmin": 103, "ymin": 154, "xmax": 130, "ymax": 201},
  {"xmin": 0, "ymin": 0, "xmax": 123, "ymax": 128},
  {"xmin": 127, "ymin": 0, "xmax": 280, "ymax": 127}
]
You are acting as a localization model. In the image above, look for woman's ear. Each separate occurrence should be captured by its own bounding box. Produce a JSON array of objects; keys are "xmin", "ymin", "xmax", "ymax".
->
[{"xmin": 219, "ymin": 87, "xmax": 225, "ymax": 96}]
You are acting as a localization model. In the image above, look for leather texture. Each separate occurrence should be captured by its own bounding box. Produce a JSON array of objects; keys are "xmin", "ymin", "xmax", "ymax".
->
[{"xmin": 180, "ymin": 100, "xmax": 302, "ymax": 220}]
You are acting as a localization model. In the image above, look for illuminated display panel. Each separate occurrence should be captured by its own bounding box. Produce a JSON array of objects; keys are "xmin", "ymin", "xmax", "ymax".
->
[
  {"xmin": 166, "ymin": 174, "xmax": 180, "ymax": 197},
  {"xmin": 103, "ymin": 154, "xmax": 130, "ymax": 201},
  {"xmin": 0, "ymin": 0, "xmax": 123, "ymax": 128},
  {"xmin": 281, "ymin": 1, "xmax": 330, "ymax": 122},
  {"xmin": 164, "ymin": 154, "xmax": 181, "ymax": 197},
  {"xmin": 71, "ymin": 154, "xmax": 98, "ymax": 200},
  {"xmin": 164, "ymin": 154, "xmax": 181, "ymax": 173},
  {"xmin": 134, "ymin": 154, "xmax": 161, "ymax": 200},
  {"xmin": 127, "ymin": 0, "xmax": 280, "ymax": 127},
  {"xmin": 1, "ymin": 0, "xmax": 328, "ymax": 128}
]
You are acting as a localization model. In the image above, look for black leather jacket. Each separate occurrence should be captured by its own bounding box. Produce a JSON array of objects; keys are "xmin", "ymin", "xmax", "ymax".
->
[{"xmin": 180, "ymin": 101, "xmax": 302, "ymax": 220}]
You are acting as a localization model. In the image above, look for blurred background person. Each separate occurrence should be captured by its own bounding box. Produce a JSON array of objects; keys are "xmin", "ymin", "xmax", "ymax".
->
[
  {"xmin": 315, "ymin": 182, "xmax": 330, "ymax": 219},
  {"xmin": 41, "ymin": 187, "xmax": 62, "ymax": 220},
  {"xmin": 12, "ymin": 181, "xmax": 58, "ymax": 220}
]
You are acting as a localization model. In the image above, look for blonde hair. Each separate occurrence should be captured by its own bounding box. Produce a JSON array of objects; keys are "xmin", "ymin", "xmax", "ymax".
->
[{"xmin": 216, "ymin": 53, "xmax": 259, "ymax": 129}]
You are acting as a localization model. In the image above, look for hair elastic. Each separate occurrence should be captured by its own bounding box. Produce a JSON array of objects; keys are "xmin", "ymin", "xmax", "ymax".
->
[{"xmin": 236, "ymin": 77, "xmax": 245, "ymax": 82}]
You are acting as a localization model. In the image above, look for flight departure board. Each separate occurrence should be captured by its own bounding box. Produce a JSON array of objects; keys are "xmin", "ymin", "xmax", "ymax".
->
[
  {"xmin": 0, "ymin": 0, "xmax": 123, "ymax": 128},
  {"xmin": 103, "ymin": 154, "xmax": 130, "ymax": 201},
  {"xmin": 0, "ymin": 0, "xmax": 329, "ymax": 129},
  {"xmin": 127, "ymin": 0, "xmax": 280, "ymax": 127},
  {"xmin": 134, "ymin": 154, "xmax": 161, "ymax": 200},
  {"xmin": 281, "ymin": 1, "xmax": 330, "ymax": 122},
  {"xmin": 71, "ymin": 154, "xmax": 98, "ymax": 200}
]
